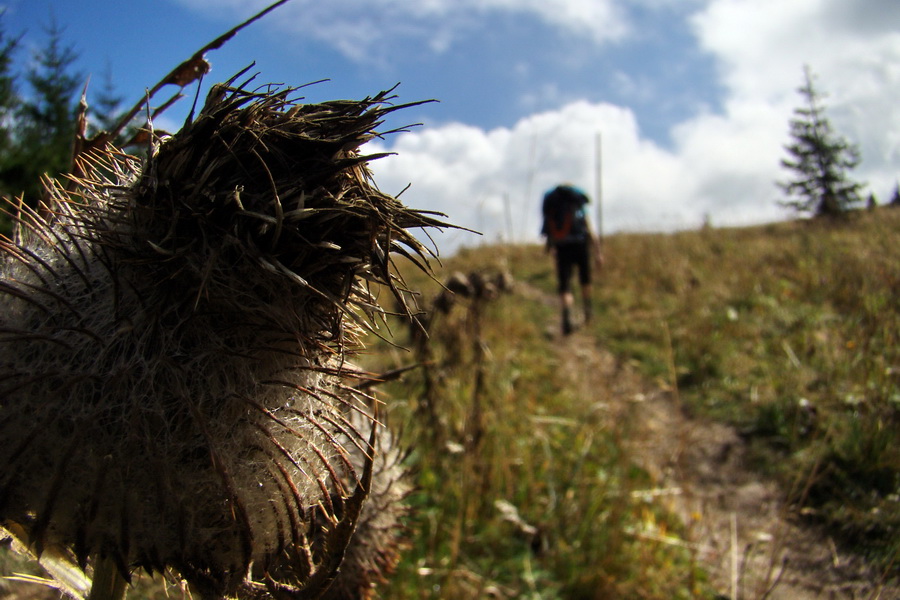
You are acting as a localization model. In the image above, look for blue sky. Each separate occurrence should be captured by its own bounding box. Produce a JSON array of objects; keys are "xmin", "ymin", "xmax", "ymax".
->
[{"xmin": 3, "ymin": 0, "xmax": 899, "ymax": 251}]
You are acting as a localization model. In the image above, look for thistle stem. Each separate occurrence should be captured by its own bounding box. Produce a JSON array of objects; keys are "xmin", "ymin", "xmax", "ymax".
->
[{"xmin": 88, "ymin": 556, "xmax": 128, "ymax": 600}]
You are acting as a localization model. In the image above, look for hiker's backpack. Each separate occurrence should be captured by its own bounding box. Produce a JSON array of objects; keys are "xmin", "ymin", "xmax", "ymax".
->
[{"xmin": 542, "ymin": 185, "xmax": 589, "ymax": 244}]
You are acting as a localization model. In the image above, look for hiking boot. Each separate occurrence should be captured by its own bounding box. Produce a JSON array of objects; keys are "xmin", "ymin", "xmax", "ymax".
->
[{"xmin": 562, "ymin": 310, "xmax": 573, "ymax": 335}]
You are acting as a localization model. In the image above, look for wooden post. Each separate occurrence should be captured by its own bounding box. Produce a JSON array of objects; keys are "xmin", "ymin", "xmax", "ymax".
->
[{"xmin": 594, "ymin": 132, "xmax": 604, "ymax": 240}]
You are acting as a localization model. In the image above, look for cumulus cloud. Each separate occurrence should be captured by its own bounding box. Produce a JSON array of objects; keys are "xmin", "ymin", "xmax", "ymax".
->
[
  {"xmin": 491, "ymin": 0, "xmax": 630, "ymax": 43},
  {"xmin": 692, "ymin": 0, "xmax": 900, "ymax": 200},
  {"xmin": 174, "ymin": 0, "xmax": 631, "ymax": 60},
  {"xmin": 361, "ymin": 0, "xmax": 900, "ymax": 252},
  {"xmin": 367, "ymin": 101, "xmax": 698, "ymax": 251},
  {"xmin": 171, "ymin": 0, "xmax": 899, "ymax": 253}
]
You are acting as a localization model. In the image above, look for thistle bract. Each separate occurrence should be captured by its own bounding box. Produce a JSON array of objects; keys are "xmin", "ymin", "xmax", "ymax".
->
[{"xmin": 0, "ymin": 80, "xmax": 444, "ymax": 599}]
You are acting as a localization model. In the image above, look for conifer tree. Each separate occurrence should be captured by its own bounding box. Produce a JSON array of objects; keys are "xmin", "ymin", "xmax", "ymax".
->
[
  {"xmin": 88, "ymin": 62, "xmax": 125, "ymax": 138},
  {"xmin": 0, "ymin": 19, "xmax": 19, "ymax": 236},
  {"xmin": 5, "ymin": 18, "xmax": 82, "ymax": 207},
  {"xmin": 866, "ymin": 192, "xmax": 877, "ymax": 211},
  {"xmin": 778, "ymin": 65, "xmax": 864, "ymax": 217},
  {"xmin": 0, "ymin": 14, "xmax": 21, "ymax": 203}
]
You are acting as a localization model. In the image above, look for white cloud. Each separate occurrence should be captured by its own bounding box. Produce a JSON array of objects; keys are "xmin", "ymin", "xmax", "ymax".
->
[
  {"xmin": 367, "ymin": 95, "xmax": 792, "ymax": 253},
  {"xmin": 171, "ymin": 0, "xmax": 900, "ymax": 253},
  {"xmin": 485, "ymin": 0, "xmax": 630, "ymax": 43},
  {"xmin": 173, "ymin": 0, "xmax": 631, "ymax": 60},
  {"xmin": 692, "ymin": 0, "xmax": 900, "ymax": 201},
  {"xmin": 367, "ymin": 101, "xmax": 711, "ymax": 250},
  {"xmin": 361, "ymin": 0, "xmax": 900, "ymax": 254},
  {"xmin": 692, "ymin": 0, "xmax": 900, "ymax": 104}
]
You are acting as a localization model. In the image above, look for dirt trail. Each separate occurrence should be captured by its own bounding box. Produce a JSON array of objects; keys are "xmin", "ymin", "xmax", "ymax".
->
[{"xmin": 552, "ymin": 321, "xmax": 895, "ymax": 599}]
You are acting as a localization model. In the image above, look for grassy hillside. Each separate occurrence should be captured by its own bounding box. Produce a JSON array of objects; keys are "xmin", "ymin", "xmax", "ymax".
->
[
  {"xmin": 2, "ymin": 209, "xmax": 897, "ymax": 599},
  {"xmin": 361, "ymin": 207, "xmax": 900, "ymax": 598},
  {"xmin": 590, "ymin": 209, "xmax": 900, "ymax": 563}
]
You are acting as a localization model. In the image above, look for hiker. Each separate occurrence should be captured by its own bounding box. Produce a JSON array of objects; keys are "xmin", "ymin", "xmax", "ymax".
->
[{"xmin": 540, "ymin": 183, "xmax": 603, "ymax": 335}]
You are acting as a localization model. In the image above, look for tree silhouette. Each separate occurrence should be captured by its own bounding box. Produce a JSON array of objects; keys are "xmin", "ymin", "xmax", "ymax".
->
[
  {"xmin": 12, "ymin": 18, "xmax": 83, "ymax": 205},
  {"xmin": 88, "ymin": 61, "xmax": 126, "ymax": 138},
  {"xmin": 890, "ymin": 183, "xmax": 900, "ymax": 207},
  {"xmin": 778, "ymin": 65, "xmax": 864, "ymax": 217},
  {"xmin": 0, "ymin": 15, "xmax": 21, "ymax": 218}
]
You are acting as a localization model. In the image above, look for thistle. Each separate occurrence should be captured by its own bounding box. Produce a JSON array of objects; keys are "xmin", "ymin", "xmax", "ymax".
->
[{"xmin": 0, "ymin": 76, "xmax": 447, "ymax": 599}]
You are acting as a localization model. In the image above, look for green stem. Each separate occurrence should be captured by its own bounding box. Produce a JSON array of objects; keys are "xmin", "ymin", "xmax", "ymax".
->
[{"xmin": 87, "ymin": 556, "xmax": 128, "ymax": 600}]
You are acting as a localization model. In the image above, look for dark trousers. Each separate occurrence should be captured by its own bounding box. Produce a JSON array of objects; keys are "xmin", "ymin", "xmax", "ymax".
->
[{"xmin": 554, "ymin": 242, "xmax": 591, "ymax": 294}]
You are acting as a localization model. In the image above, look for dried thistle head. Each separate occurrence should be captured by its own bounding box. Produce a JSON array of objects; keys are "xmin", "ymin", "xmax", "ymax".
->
[{"xmin": 0, "ymin": 79, "xmax": 446, "ymax": 598}]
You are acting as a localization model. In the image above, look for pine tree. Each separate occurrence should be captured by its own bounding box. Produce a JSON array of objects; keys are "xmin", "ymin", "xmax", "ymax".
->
[
  {"xmin": 778, "ymin": 65, "xmax": 864, "ymax": 218},
  {"xmin": 0, "ymin": 14, "xmax": 20, "ymax": 234},
  {"xmin": 0, "ymin": 13, "xmax": 21, "ymax": 193},
  {"xmin": 88, "ymin": 61, "xmax": 125, "ymax": 138},
  {"xmin": 866, "ymin": 192, "xmax": 877, "ymax": 211},
  {"xmin": 5, "ymin": 17, "xmax": 82, "ymax": 207}
]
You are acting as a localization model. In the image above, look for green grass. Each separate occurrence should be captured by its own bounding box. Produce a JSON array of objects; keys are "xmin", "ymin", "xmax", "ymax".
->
[
  {"xmin": 587, "ymin": 209, "xmax": 900, "ymax": 569},
  {"xmin": 365, "ymin": 247, "xmax": 714, "ymax": 598},
  {"xmin": 366, "ymin": 207, "xmax": 900, "ymax": 596}
]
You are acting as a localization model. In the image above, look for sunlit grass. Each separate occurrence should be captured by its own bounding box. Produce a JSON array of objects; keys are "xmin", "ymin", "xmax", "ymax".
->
[
  {"xmin": 367, "ymin": 252, "xmax": 712, "ymax": 598},
  {"xmin": 368, "ymin": 207, "xmax": 899, "ymax": 595},
  {"xmin": 4, "ymin": 209, "xmax": 896, "ymax": 597},
  {"xmin": 592, "ymin": 208, "xmax": 900, "ymax": 570}
]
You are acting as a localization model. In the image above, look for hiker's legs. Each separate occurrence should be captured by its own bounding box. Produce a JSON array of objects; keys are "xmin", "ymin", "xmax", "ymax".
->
[
  {"xmin": 581, "ymin": 283, "xmax": 593, "ymax": 322},
  {"xmin": 559, "ymin": 291, "xmax": 575, "ymax": 334},
  {"xmin": 555, "ymin": 247, "xmax": 576, "ymax": 334}
]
